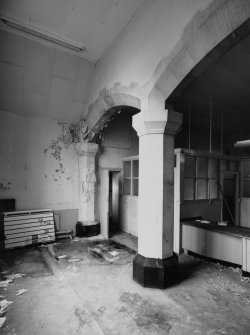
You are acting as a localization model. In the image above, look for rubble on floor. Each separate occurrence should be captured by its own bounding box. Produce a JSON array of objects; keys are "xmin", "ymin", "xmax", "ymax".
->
[
  {"xmin": 16, "ymin": 289, "xmax": 28, "ymax": 296},
  {"xmin": 0, "ymin": 271, "xmax": 25, "ymax": 328}
]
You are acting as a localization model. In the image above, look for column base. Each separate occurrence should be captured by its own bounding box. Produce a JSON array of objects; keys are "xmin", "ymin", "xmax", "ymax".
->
[
  {"xmin": 133, "ymin": 253, "xmax": 178, "ymax": 289},
  {"xmin": 76, "ymin": 221, "xmax": 100, "ymax": 237}
]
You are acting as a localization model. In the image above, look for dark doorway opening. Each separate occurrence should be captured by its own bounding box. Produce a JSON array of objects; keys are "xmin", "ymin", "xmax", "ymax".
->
[{"xmin": 108, "ymin": 171, "xmax": 120, "ymax": 237}]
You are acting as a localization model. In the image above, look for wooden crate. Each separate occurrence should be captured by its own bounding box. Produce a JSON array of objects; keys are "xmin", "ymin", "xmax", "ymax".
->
[{"xmin": 3, "ymin": 209, "xmax": 55, "ymax": 250}]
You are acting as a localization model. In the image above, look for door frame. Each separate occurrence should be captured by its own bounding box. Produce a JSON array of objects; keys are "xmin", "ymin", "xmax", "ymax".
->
[{"xmin": 99, "ymin": 168, "xmax": 121, "ymax": 238}]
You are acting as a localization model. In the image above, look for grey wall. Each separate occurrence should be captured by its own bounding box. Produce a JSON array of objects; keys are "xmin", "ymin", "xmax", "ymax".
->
[{"xmin": 0, "ymin": 30, "xmax": 94, "ymax": 123}]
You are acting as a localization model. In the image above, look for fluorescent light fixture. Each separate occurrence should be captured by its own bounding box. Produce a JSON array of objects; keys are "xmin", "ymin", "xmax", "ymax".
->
[
  {"xmin": 0, "ymin": 17, "xmax": 86, "ymax": 52},
  {"xmin": 234, "ymin": 140, "xmax": 250, "ymax": 148}
]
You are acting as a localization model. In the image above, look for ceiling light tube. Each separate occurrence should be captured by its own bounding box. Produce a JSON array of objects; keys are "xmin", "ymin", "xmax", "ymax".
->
[
  {"xmin": 0, "ymin": 17, "xmax": 85, "ymax": 52},
  {"xmin": 234, "ymin": 140, "xmax": 250, "ymax": 148}
]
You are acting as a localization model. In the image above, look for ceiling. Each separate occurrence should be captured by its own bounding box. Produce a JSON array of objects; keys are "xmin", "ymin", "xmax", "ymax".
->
[
  {"xmin": 175, "ymin": 33, "xmax": 250, "ymax": 140},
  {"xmin": 0, "ymin": 0, "xmax": 147, "ymax": 62}
]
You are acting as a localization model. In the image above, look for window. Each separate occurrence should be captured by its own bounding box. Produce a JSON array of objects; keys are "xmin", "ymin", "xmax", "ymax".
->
[
  {"xmin": 242, "ymin": 159, "xmax": 250, "ymax": 197},
  {"xmin": 183, "ymin": 155, "xmax": 220, "ymax": 201},
  {"xmin": 123, "ymin": 158, "xmax": 139, "ymax": 196}
]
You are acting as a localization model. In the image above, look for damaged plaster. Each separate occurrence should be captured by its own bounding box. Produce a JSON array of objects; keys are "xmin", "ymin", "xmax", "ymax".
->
[
  {"xmin": 43, "ymin": 123, "xmax": 73, "ymax": 182},
  {"xmin": 0, "ymin": 181, "xmax": 11, "ymax": 191},
  {"xmin": 81, "ymin": 165, "xmax": 96, "ymax": 203}
]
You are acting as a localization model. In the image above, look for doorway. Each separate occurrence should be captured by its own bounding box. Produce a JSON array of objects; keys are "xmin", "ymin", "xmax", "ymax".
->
[
  {"xmin": 219, "ymin": 171, "xmax": 239, "ymax": 225},
  {"xmin": 108, "ymin": 171, "xmax": 120, "ymax": 237}
]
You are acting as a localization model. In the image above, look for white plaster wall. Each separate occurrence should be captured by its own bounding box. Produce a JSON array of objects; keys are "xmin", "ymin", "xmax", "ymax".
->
[
  {"xmin": 0, "ymin": 110, "xmax": 79, "ymax": 211},
  {"xmin": 120, "ymin": 196, "xmax": 138, "ymax": 236},
  {"xmin": 240, "ymin": 198, "xmax": 250, "ymax": 228},
  {"xmin": 0, "ymin": 30, "xmax": 94, "ymax": 123},
  {"xmin": 87, "ymin": 0, "xmax": 213, "ymax": 110}
]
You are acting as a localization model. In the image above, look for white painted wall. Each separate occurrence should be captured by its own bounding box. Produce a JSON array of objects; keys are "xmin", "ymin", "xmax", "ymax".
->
[
  {"xmin": 120, "ymin": 197, "xmax": 138, "ymax": 236},
  {"xmin": 240, "ymin": 199, "xmax": 250, "ymax": 228},
  {"xmin": 0, "ymin": 30, "xmax": 94, "ymax": 123},
  {"xmin": 86, "ymin": 0, "xmax": 213, "ymax": 112},
  {"xmin": 0, "ymin": 110, "xmax": 79, "ymax": 211}
]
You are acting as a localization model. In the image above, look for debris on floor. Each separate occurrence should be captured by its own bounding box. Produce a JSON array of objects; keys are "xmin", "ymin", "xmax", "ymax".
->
[
  {"xmin": 55, "ymin": 230, "xmax": 73, "ymax": 240},
  {"xmin": 0, "ymin": 299, "xmax": 13, "ymax": 316},
  {"xmin": 0, "ymin": 316, "xmax": 6, "ymax": 328},
  {"xmin": 88, "ymin": 246, "xmax": 119, "ymax": 263},
  {"xmin": 241, "ymin": 276, "xmax": 250, "ymax": 283},
  {"xmin": 16, "ymin": 289, "xmax": 28, "ymax": 296},
  {"xmin": 0, "ymin": 279, "xmax": 13, "ymax": 288},
  {"xmin": 229, "ymin": 266, "xmax": 241, "ymax": 273},
  {"xmin": 67, "ymin": 258, "xmax": 83, "ymax": 263},
  {"xmin": 5, "ymin": 274, "xmax": 25, "ymax": 281},
  {"xmin": 71, "ymin": 237, "xmax": 81, "ymax": 242},
  {"xmin": 56, "ymin": 255, "xmax": 68, "ymax": 260},
  {"xmin": 108, "ymin": 251, "xmax": 119, "ymax": 257}
]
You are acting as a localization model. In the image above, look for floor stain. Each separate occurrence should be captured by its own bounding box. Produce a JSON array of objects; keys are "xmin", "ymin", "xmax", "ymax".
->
[{"xmin": 120, "ymin": 292, "xmax": 172, "ymax": 334}]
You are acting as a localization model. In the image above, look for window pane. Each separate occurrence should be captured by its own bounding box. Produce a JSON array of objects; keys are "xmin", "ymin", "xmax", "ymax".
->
[
  {"xmin": 197, "ymin": 157, "xmax": 208, "ymax": 178},
  {"xmin": 123, "ymin": 161, "xmax": 131, "ymax": 177},
  {"xmin": 243, "ymin": 160, "xmax": 250, "ymax": 178},
  {"xmin": 243, "ymin": 180, "xmax": 250, "ymax": 197},
  {"xmin": 123, "ymin": 179, "xmax": 131, "ymax": 195},
  {"xmin": 210, "ymin": 159, "xmax": 219, "ymax": 178},
  {"xmin": 197, "ymin": 179, "xmax": 207, "ymax": 199},
  {"xmin": 133, "ymin": 179, "xmax": 138, "ymax": 196},
  {"xmin": 220, "ymin": 160, "xmax": 228, "ymax": 171},
  {"xmin": 229, "ymin": 161, "xmax": 238, "ymax": 172},
  {"xmin": 223, "ymin": 178, "xmax": 234, "ymax": 197},
  {"xmin": 133, "ymin": 160, "xmax": 139, "ymax": 178},
  {"xmin": 210, "ymin": 179, "xmax": 219, "ymax": 199},
  {"xmin": 184, "ymin": 178, "xmax": 194, "ymax": 200},
  {"xmin": 184, "ymin": 155, "xmax": 195, "ymax": 178}
]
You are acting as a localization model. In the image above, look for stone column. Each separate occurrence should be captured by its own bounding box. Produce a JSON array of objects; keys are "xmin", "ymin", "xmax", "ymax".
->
[
  {"xmin": 75, "ymin": 142, "xmax": 99, "ymax": 226},
  {"xmin": 132, "ymin": 110, "xmax": 182, "ymax": 288}
]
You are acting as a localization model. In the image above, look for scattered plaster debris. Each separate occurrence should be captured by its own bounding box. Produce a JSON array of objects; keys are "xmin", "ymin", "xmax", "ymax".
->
[
  {"xmin": 0, "ymin": 316, "xmax": 6, "ymax": 328},
  {"xmin": 16, "ymin": 289, "xmax": 28, "ymax": 296},
  {"xmin": 88, "ymin": 247, "xmax": 118, "ymax": 263},
  {"xmin": 0, "ymin": 299, "xmax": 13, "ymax": 316},
  {"xmin": 6, "ymin": 274, "xmax": 25, "ymax": 281},
  {"xmin": 0, "ymin": 280, "xmax": 13, "ymax": 288},
  {"xmin": 57, "ymin": 255, "xmax": 68, "ymax": 260},
  {"xmin": 108, "ymin": 251, "xmax": 119, "ymax": 257},
  {"xmin": 67, "ymin": 258, "xmax": 83, "ymax": 263},
  {"xmin": 72, "ymin": 237, "xmax": 81, "ymax": 242},
  {"xmin": 241, "ymin": 276, "xmax": 250, "ymax": 283}
]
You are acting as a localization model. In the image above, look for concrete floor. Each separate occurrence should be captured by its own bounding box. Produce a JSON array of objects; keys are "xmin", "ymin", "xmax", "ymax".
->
[{"xmin": 1, "ymin": 235, "xmax": 250, "ymax": 335}]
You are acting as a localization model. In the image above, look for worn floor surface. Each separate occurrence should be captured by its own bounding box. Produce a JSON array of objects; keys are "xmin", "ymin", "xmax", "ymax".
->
[{"xmin": 1, "ymin": 236, "xmax": 250, "ymax": 335}]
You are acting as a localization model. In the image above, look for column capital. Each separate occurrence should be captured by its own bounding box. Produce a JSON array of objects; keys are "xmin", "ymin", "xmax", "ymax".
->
[
  {"xmin": 133, "ymin": 110, "xmax": 182, "ymax": 137},
  {"xmin": 75, "ymin": 142, "xmax": 99, "ymax": 156}
]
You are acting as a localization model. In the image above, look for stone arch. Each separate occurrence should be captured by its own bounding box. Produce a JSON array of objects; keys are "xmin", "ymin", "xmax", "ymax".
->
[
  {"xmin": 86, "ymin": 90, "xmax": 141, "ymax": 133},
  {"xmin": 149, "ymin": 0, "xmax": 250, "ymax": 108}
]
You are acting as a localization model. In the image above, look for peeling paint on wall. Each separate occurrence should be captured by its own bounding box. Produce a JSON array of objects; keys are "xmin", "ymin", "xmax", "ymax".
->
[
  {"xmin": 82, "ymin": 165, "xmax": 96, "ymax": 203},
  {"xmin": 0, "ymin": 181, "xmax": 11, "ymax": 191},
  {"xmin": 43, "ymin": 123, "xmax": 73, "ymax": 182}
]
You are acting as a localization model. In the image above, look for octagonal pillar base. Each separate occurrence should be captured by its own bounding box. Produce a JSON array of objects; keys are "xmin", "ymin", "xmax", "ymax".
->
[{"xmin": 133, "ymin": 253, "xmax": 178, "ymax": 289}]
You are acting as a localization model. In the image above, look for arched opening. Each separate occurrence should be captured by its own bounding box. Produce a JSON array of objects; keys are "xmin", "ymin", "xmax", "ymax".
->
[
  {"xmin": 164, "ymin": 18, "xmax": 250, "ymax": 267},
  {"xmin": 97, "ymin": 106, "xmax": 140, "ymax": 243}
]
